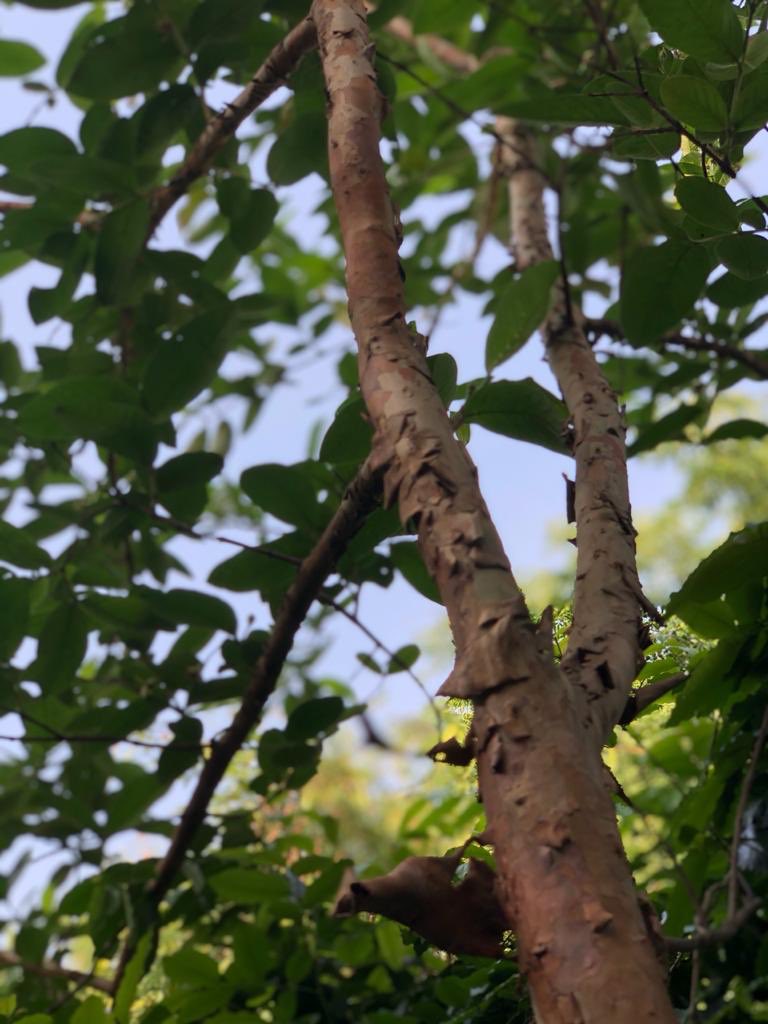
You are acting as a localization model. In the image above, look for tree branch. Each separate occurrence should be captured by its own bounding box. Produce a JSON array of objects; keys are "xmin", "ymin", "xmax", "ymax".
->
[
  {"xmin": 148, "ymin": 16, "xmax": 317, "ymax": 236},
  {"xmin": 618, "ymin": 672, "xmax": 688, "ymax": 726},
  {"xmin": 586, "ymin": 317, "xmax": 768, "ymax": 381},
  {"xmin": 664, "ymin": 896, "xmax": 762, "ymax": 953},
  {"xmin": 111, "ymin": 460, "xmax": 380, "ymax": 992},
  {"xmin": 0, "ymin": 951, "xmax": 112, "ymax": 994},
  {"xmin": 497, "ymin": 120, "xmax": 650, "ymax": 740},
  {"xmin": 728, "ymin": 702, "xmax": 768, "ymax": 917}
]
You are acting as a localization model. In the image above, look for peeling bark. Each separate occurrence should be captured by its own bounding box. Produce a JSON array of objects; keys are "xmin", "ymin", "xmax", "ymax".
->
[
  {"xmin": 496, "ymin": 120, "xmax": 653, "ymax": 744},
  {"xmin": 313, "ymin": 4, "xmax": 677, "ymax": 1021}
]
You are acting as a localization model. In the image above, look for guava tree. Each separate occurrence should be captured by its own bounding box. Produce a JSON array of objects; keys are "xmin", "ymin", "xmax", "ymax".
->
[{"xmin": 0, "ymin": 0, "xmax": 766, "ymax": 1022}]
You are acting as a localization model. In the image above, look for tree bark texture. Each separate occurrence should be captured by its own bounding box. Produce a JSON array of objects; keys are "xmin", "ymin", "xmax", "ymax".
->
[{"xmin": 312, "ymin": 3, "xmax": 677, "ymax": 1021}]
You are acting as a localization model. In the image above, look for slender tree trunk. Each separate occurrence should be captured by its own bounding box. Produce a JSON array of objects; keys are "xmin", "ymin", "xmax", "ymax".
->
[{"xmin": 312, "ymin": 3, "xmax": 678, "ymax": 1020}]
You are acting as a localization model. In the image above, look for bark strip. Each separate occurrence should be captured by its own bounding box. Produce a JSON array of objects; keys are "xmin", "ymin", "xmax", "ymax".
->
[{"xmin": 314, "ymin": 5, "xmax": 677, "ymax": 1021}]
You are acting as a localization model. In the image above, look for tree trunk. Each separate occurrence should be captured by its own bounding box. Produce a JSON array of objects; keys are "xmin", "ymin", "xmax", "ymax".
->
[{"xmin": 312, "ymin": 2, "xmax": 678, "ymax": 1020}]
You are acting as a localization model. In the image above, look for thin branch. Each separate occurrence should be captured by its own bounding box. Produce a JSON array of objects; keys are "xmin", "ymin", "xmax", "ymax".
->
[
  {"xmin": 320, "ymin": 592, "xmax": 443, "ymax": 736},
  {"xmin": 618, "ymin": 672, "xmax": 688, "ymax": 726},
  {"xmin": 0, "ymin": 706, "xmax": 205, "ymax": 752},
  {"xmin": 664, "ymin": 896, "xmax": 762, "ymax": 952},
  {"xmin": 586, "ymin": 317, "xmax": 768, "ymax": 381},
  {"xmin": 147, "ymin": 16, "xmax": 317, "ymax": 236},
  {"xmin": 728, "ymin": 703, "xmax": 768, "ymax": 917},
  {"xmin": 0, "ymin": 950, "xmax": 112, "ymax": 994},
  {"xmin": 498, "ymin": 119, "xmax": 648, "ymax": 739},
  {"xmin": 111, "ymin": 460, "xmax": 381, "ymax": 993}
]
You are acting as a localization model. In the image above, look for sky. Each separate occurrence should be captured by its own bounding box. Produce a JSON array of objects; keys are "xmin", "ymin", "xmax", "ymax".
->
[{"xmin": 0, "ymin": 2, "xmax": 765, "ymax": 904}]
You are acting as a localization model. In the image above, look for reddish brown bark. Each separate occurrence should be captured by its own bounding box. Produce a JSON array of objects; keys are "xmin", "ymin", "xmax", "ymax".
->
[{"xmin": 312, "ymin": 3, "xmax": 677, "ymax": 1021}]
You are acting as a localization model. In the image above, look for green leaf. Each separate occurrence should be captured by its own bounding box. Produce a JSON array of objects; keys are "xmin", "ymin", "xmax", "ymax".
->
[
  {"xmin": 72, "ymin": 996, "xmax": 110, "ymax": 1024},
  {"xmin": 240, "ymin": 463, "xmax": 326, "ymax": 532},
  {"xmin": 612, "ymin": 129, "xmax": 681, "ymax": 160},
  {"xmin": 668, "ymin": 523, "xmax": 768, "ymax": 629},
  {"xmin": 620, "ymin": 241, "xmax": 710, "ymax": 343},
  {"xmin": 500, "ymin": 92, "xmax": 630, "ymax": 126},
  {"xmin": 629, "ymin": 403, "xmax": 703, "ymax": 456},
  {"xmin": 668, "ymin": 639, "xmax": 741, "ymax": 722},
  {"xmin": 209, "ymin": 868, "xmax": 291, "ymax": 902},
  {"xmin": 675, "ymin": 177, "xmax": 739, "ymax": 233},
  {"xmin": 427, "ymin": 353, "xmax": 458, "ymax": 406},
  {"xmin": 716, "ymin": 233, "xmax": 768, "ymax": 279},
  {"xmin": 0, "ymin": 577, "xmax": 32, "ymax": 661},
  {"xmin": 485, "ymin": 261, "xmax": 558, "ymax": 370},
  {"xmin": 67, "ymin": 19, "xmax": 181, "ymax": 100},
  {"xmin": 387, "ymin": 644, "xmax": 420, "ymax": 674},
  {"xmin": 0, "ymin": 127, "xmax": 77, "ymax": 187},
  {"xmin": 136, "ymin": 588, "xmax": 236, "ymax": 634},
  {"xmin": 389, "ymin": 542, "xmax": 442, "ymax": 604},
  {"xmin": 0, "ymin": 41, "xmax": 45, "ymax": 76},
  {"xmin": 733, "ymin": 67, "xmax": 768, "ymax": 129},
  {"xmin": 659, "ymin": 75, "xmax": 729, "ymax": 131},
  {"xmin": 461, "ymin": 378, "xmax": 569, "ymax": 454},
  {"xmin": 319, "ymin": 395, "xmax": 373, "ymax": 464},
  {"xmin": 267, "ymin": 111, "xmax": 328, "ymax": 185},
  {"xmin": 707, "ymin": 269, "xmax": 768, "ymax": 306},
  {"xmin": 704, "ymin": 418, "xmax": 768, "ymax": 443},
  {"xmin": 33, "ymin": 602, "xmax": 89, "ymax": 691},
  {"xmin": 286, "ymin": 696, "xmax": 346, "ymax": 740},
  {"xmin": 114, "ymin": 931, "xmax": 153, "ymax": 1024},
  {"xmin": 0, "ymin": 521, "xmax": 52, "ymax": 570},
  {"xmin": 217, "ymin": 181, "xmax": 278, "ymax": 253},
  {"xmin": 143, "ymin": 308, "xmax": 233, "ymax": 416},
  {"xmin": 19, "ymin": 377, "xmax": 158, "ymax": 464},
  {"xmin": 639, "ymin": 0, "xmax": 743, "ymax": 63},
  {"xmin": 375, "ymin": 919, "xmax": 408, "ymax": 970},
  {"xmin": 155, "ymin": 451, "xmax": 223, "ymax": 521},
  {"xmin": 94, "ymin": 200, "xmax": 150, "ymax": 305}
]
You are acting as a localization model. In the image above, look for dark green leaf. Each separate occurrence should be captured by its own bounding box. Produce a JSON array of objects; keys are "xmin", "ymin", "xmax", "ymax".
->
[
  {"xmin": 639, "ymin": 0, "xmax": 743, "ymax": 62},
  {"xmin": 707, "ymin": 269, "xmax": 768, "ymax": 306},
  {"xmin": 704, "ymin": 418, "xmax": 768, "ymax": 442},
  {"xmin": 136, "ymin": 587, "xmax": 236, "ymax": 634},
  {"xmin": 462, "ymin": 379, "xmax": 568, "ymax": 454},
  {"xmin": 0, "ymin": 521, "xmax": 52, "ymax": 570},
  {"xmin": 389, "ymin": 542, "xmax": 441, "ymax": 604},
  {"xmin": 95, "ymin": 200, "xmax": 150, "ymax": 305},
  {"xmin": 659, "ymin": 76, "xmax": 729, "ymax": 131},
  {"xmin": 240, "ymin": 463, "xmax": 326, "ymax": 532},
  {"xmin": 387, "ymin": 644, "xmax": 420, "ymax": 674},
  {"xmin": 67, "ymin": 18, "xmax": 181, "ymax": 100},
  {"xmin": 319, "ymin": 395, "xmax": 373, "ymax": 464},
  {"xmin": 620, "ymin": 241, "xmax": 710, "ymax": 343},
  {"xmin": 19, "ymin": 377, "xmax": 158, "ymax": 464},
  {"xmin": 209, "ymin": 868, "xmax": 291, "ymax": 902},
  {"xmin": 716, "ymin": 233, "xmax": 768, "ymax": 279},
  {"xmin": 267, "ymin": 111, "xmax": 328, "ymax": 185},
  {"xmin": 675, "ymin": 177, "xmax": 739, "ymax": 232},
  {"xmin": 286, "ymin": 697, "xmax": 345, "ymax": 740},
  {"xmin": 0, "ymin": 577, "xmax": 32, "ymax": 661},
  {"xmin": 427, "ymin": 353, "xmax": 458, "ymax": 406},
  {"xmin": 143, "ymin": 308, "xmax": 233, "ymax": 416},
  {"xmin": 485, "ymin": 261, "xmax": 559, "ymax": 370},
  {"xmin": 33, "ymin": 602, "xmax": 89, "ymax": 691},
  {"xmin": 629, "ymin": 403, "xmax": 703, "ymax": 456}
]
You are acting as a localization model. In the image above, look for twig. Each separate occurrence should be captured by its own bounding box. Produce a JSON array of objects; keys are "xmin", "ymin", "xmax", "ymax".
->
[
  {"xmin": 0, "ymin": 706, "xmax": 205, "ymax": 752},
  {"xmin": 110, "ymin": 460, "xmax": 381, "ymax": 993},
  {"xmin": 728, "ymin": 703, "xmax": 768, "ymax": 917},
  {"xmin": 0, "ymin": 950, "xmax": 112, "ymax": 994},
  {"xmin": 147, "ymin": 16, "xmax": 317, "ymax": 235},
  {"xmin": 320, "ymin": 592, "xmax": 443, "ymax": 736},
  {"xmin": 664, "ymin": 896, "xmax": 762, "ymax": 952},
  {"xmin": 586, "ymin": 317, "xmax": 768, "ymax": 380}
]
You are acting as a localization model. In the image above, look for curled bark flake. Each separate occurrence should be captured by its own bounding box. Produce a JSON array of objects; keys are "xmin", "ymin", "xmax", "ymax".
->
[{"xmin": 427, "ymin": 735, "xmax": 476, "ymax": 766}]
